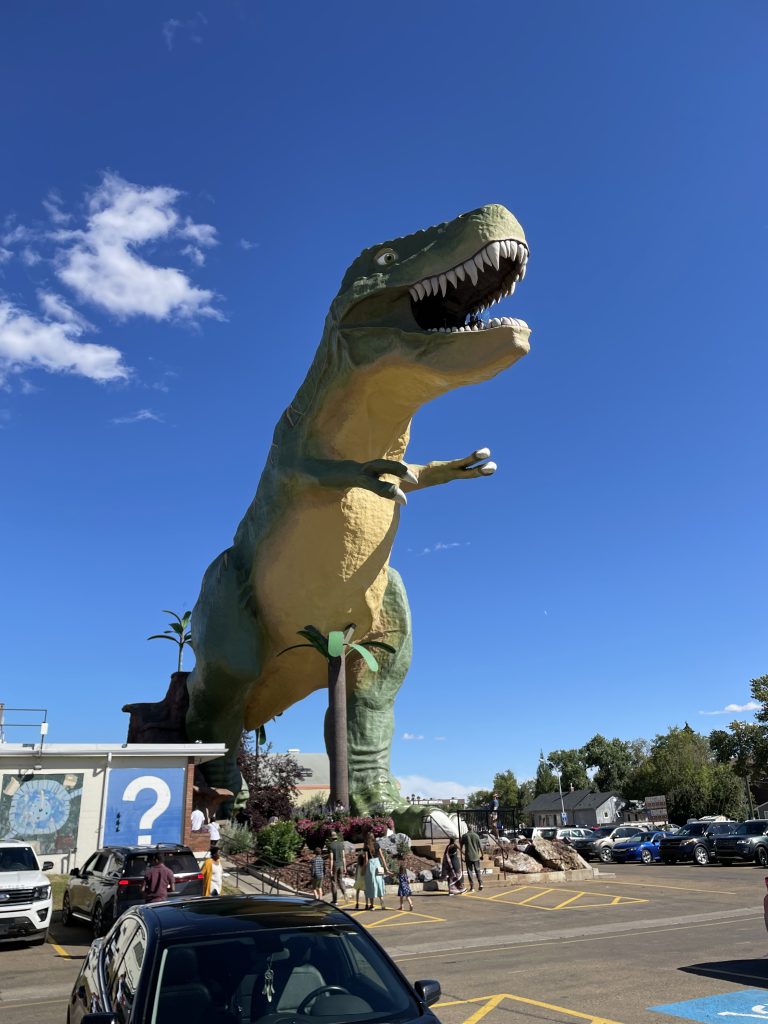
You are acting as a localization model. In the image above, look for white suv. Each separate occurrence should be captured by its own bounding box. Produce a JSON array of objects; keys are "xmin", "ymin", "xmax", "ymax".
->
[{"xmin": 0, "ymin": 841, "xmax": 54, "ymax": 945}]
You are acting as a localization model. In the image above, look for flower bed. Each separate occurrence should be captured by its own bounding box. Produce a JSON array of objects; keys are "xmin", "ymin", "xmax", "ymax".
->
[{"xmin": 295, "ymin": 814, "xmax": 394, "ymax": 849}]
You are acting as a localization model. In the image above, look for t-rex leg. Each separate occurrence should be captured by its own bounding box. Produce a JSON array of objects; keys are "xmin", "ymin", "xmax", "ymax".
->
[
  {"xmin": 185, "ymin": 549, "xmax": 265, "ymax": 806},
  {"xmin": 327, "ymin": 565, "xmax": 412, "ymax": 814}
]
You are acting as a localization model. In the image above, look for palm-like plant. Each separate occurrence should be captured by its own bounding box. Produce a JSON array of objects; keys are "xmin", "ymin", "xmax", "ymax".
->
[
  {"xmin": 279, "ymin": 624, "xmax": 395, "ymax": 809},
  {"xmin": 147, "ymin": 609, "xmax": 193, "ymax": 673}
]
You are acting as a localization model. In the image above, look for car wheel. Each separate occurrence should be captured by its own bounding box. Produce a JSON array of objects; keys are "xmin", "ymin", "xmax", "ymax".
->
[
  {"xmin": 640, "ymin": 849, "xmax": 653, "ymax": 864},
  {"xmin": 599, "ymin": 846, "xmax": 613, "ymax": 863},
  {"xmin": 756, "ymin": 847, "xmax": 768, "ymax": 867},
  {"xmin": 61, "ymin": 891, "xmax": 74, "ymax": 927},
  {"xmin": 92, "ymin": 902, "xmax": 105, "ymax": 939},
  {"xmin": 694, "ymin": 845, "xmax": 710, "ymax": 866}
]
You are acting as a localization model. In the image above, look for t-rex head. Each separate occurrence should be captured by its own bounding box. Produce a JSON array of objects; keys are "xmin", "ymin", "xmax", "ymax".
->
[{"xmin": 331, "ymin": 203, "xmax": 531, "ymax": 392}]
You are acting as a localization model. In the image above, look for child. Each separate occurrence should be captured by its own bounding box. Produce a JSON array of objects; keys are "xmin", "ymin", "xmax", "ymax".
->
[
  {"xmin": 396, "ymin": 853, "xmax": 413, "ymax": 911},
  {"xmin": 354, "ymin": 851, "xmax": 366, "ymax": 910},
  {"xmin": 310, "ymin": 847, "xmax": 325, "ymax": 900}
]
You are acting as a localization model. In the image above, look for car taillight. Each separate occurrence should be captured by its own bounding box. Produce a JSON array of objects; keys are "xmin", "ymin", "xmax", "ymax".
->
[
  {"xmin": 197, "ymin": 873, "xmax": 203, "ymax": 880},
  {"xmin": 118, "ymin": 880, "xmax": 130, "ymax": 887}
]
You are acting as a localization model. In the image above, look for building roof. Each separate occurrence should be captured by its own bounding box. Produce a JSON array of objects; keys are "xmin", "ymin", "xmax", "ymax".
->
[
  {"xmin": 524, "ymin": 789, "xmax": 624, "ymax": 814},
  {"xmin": 271, "ymin": 751, "xmax": 330, "ymax": 787},
  {"xmin": 0, "ymin": 742, "xmax": 227, "ymax": 765}
]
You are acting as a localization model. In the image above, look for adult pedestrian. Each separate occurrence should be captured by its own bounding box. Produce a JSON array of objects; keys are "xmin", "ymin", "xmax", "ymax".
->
[
  {"xmin": 441, "ymin": 837, "xmax": 466, "ymax": 895},
  {"xmin": 202, "ymin": 849, "xmax": 223, "ymax": 896},
  {"xmin": 143, "ymin": 852, "xmax": 176, "ymax": 904},
  {"xmin": 207, "ymin": 819, "xmax": 221, "ymax": 851},
  {"xmin": 327, "ymin": 829, "xmax": 347, "ymax": 905},
  {"xmin": 461, "ymin": 828, "xmax": 484, "ymax": 892},
  {"xmin": 310, "ymin": 847, "xmax": 325, "ymax": 900},
  {"xmin": 363, "ymin": 828, "xmax": 389, "ymax": 910},
  {"xmin": 489, "ymin": 792, "xmax": 500, "ymax": 834},
  {"xmin": 190, "ymin": 808, "xmax": 205, "ymax": 833}
]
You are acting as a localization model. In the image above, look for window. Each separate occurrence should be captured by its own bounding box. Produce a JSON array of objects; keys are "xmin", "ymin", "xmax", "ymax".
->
[
  {"xmin": 105, "ymin": 919, "xmax": 146, "ymax": 1024},
  {"xmin": 0, "ymin": 846, "xmax": 37, "ymax": 871},
  {"xmin": 104, "ymin": 918, "xmax": 140, "ymax": 993}
]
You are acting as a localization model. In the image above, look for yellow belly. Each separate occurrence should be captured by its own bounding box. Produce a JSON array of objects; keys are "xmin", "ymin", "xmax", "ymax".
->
[{"xmin": 243, "ymin": 487, "xmax": 398, "ymax": 727}]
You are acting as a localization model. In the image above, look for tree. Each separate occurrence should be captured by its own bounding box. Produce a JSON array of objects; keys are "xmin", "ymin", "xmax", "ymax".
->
[
  {"xmin": 237, "ymin": 733, "xmax": 310, "ymax": 831},
  {"xmin": 517, "ymin": 779, "xmax": 536, "ymax": 812},
  {"xmin": 581, "ymin": 734, "xmax": 648, "ymax": 793},
  {"xmin": 466, "ymin": 789, "xmax": 493, "ymax": 808},
  {"xmin": 147, "ymin": 609, "xmax": 193, "ymax": 673},
  {"xmin": 492, "ymin": 770, "xmax": 520, "ymax": 808},
  {"xmin": 547, "ymin": 748, "xmax": 590, "ymax": 792},
  {"xmin": 710, "ymin": 721, "xmax": 768, "ymax": 817},
  {"xmin": 279, "ymin": 625, "xmax": 395, "ymax": 809},
  {"xmin": 750, "ymin": 675, "xmax": 768, "ymax": 723},
  {"xmin": 534, "ymin": 755, "xmax": 558, "ymax": 796}
]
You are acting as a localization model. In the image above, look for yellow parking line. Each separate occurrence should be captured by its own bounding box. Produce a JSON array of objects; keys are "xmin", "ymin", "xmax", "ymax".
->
[
  {"xmin": 552, "ymin": 892, "xmax": 586, "ymax": 910},
  {"xmin": 516, "ymin": 888, "xmax": 556, "ymax": 905},
  {"xmin": 437, "ymin": 992, "xmax": 625, "ymax": 1024},
  {"xmin": 593, "ymin": 879, "xmax": 736, "ymax": 895},
  {"xmin": 49, "ymin": 939, "xmax": 70, "ymax": 958}
]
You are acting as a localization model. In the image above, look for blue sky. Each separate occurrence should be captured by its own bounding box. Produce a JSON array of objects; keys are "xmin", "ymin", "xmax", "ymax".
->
[{"xmin": 2, "ymin": 3, "xmax": 766, "ymax": 799}]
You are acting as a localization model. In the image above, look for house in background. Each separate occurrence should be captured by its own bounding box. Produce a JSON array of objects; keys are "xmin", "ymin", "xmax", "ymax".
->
[
  {"xmin": 283, "ymin": 750, "xmax": 330, "ymax": 806},
  {"xmin": 525, "ymin": 789, "xmax": 626, "ymax": 827}
]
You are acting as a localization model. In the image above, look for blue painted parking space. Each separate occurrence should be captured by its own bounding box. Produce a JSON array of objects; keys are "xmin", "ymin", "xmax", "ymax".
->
[{"xmin": 651, "ymin": 991, "xmax": 768, "ymax": 1024}]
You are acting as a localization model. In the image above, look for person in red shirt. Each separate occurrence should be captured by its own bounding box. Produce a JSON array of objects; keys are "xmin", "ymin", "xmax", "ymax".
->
[{"xmin": 143, "ymin": 853, "xmax": 176, "ymax": 904}]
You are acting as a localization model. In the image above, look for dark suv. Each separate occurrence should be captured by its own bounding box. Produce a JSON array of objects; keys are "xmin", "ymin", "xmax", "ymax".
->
[
  {"xmin": 61, "ymin": 844, "xmax": 203, "ymax": 937},
  {"xmin": 659, "ymin": 821, "xmax": 735, "ymax": 865},
  {"xmin": 715, "ymin": 820, "xmax": 768, "ymax": 866}
]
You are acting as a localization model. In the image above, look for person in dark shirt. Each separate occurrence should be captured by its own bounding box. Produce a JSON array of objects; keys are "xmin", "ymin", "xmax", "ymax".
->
[
  {"xmin": 461, "ymin": 828, "xmax": 484, "ymax": 892},
  {"xmin": 327, "ymin": 830, "xmax": 347, "ymax": 905},
  {"xmin": 143, "ymin": 853, "xmax": 176, "ymax": 904}
]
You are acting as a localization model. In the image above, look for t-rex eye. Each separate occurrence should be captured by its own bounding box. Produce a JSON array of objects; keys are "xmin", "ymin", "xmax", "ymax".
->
[{"xmin": 374, "ymin": 248, "xmax": 398, "ymax": 266}]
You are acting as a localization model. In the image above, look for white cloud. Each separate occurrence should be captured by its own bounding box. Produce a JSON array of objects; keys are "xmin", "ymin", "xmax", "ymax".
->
[
  {"xmin": 397, "ymin": 774, "xmax": 482, "ymax": 801},
  {"xmin": 112, "ymin": 408, "xmax": 163, "ymax": 425},
  {"xmin": 38, "ymin": 290, "xmax": 94, "ymax": 331},
  {"xmin": 419, "ymin": 541, "xmax": 465, "ymax": 555},
  {"xmin": 0, "ymin": 299, "xmax": 129, "ymax": 382},
  {"xmin": 402, "ymin": 732, "xmax": 424, "ymax": 741},
  {"xmin": 240, "ymin": 238, "xmax": 258, "ymax": 251},
  {"xmin": 162, "ymin": 13, "xmax": 207, "ymax": 51},
  {"xmin": 699, "ymin": 700, "xmax": 761, "ymax": 716},
  {"xmin": 181, "ymin": 244, "xmax": 206, "ymax": 267},
  {"xmin": 42, "ymin": 191, "xmax": 71, "ymax": 226},
  {"xmin": 2, "ymin": 223, "xmax": 32, "ymax": 247},
  {"xmin": 21, "ymin": 247, "xmax": 41, "ymax": 267},
  {"xmin": 19, "ymin": 378, "xmax": 41, "ymax": 395},
  {"xmin": 0, "ymin": 248, "xmax": 11, "ymax": 264},
  {"xmin": 55, "ymin": 173, "xmax": 221, "ymax": 321}
]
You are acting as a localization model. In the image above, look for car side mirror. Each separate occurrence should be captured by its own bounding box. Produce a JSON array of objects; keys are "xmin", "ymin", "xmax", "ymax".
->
[
  {"xmin": 415, "ymin": 980, "xmax": 441, "ymax": 1007},
  {"xmin": 70, "ymin": 868, "xmax": 80, "ymax": 877},
  {"xmin": 82, "ymin": 1015, "xmax": 119, "ymax": 1024},
  {"xmin": 42, "ymin": 861, "xmax": 54, "ymax": 871}
]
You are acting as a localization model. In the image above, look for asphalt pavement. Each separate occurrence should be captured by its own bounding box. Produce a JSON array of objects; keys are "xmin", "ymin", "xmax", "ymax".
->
[{"xmin": 1, "ymin": 861, "xmax": 765, "ymax": 1024}]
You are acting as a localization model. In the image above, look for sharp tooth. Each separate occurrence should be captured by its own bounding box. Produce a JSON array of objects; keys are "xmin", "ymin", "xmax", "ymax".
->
[
  {"xmin": 414, "ymin": 281, "xmax": 425, "ymax": 301},
  {"xmin": 409, "ymin": 287, "xmax": 418, "ymax": 301},
  {"xmin": 455, "ymin": 263, "xmax": 466, "ymax": 282},
  {"xmin": 474, "ymin": 252, "xmax": 485, "ymax": 272},
  {"xmin": 519, "ymin": 264, "xmax": 527, "ymax": 280},
  {"xmin": 487, "ymin": 241, "xmax": 502, "ymax": 270},
  {"xmin": 500, "ymin": 317, "xmax": 512, "ymax": 326},
  {"xmin": 489, "ymin": 317, "xmax": 501, "ymax": 327},
  {"xmin": 508, "ymin": 282, "xmax": 516, "ymax": 295},
  {"xmin": 430, "ymin": 276, "xmax": 440, "ymax": 294},
  {"xmin": 438, "ymin": 273, "xmax": 448, "ymax": 297},
  {"xmin": 446, "ymin": 268, "xmax": 457, "ymax": 289},
  {"xmin": 423, "ymin": 278, "xmax": 433, "ymax": 296},
  {"xmin": 464, "ymin": 260, "xmax": 479, "ymax": 285},
  {"xmin": 508, "ymin": 241, "xmax": 518, "ymax": 262},
  {"xmin": 482, "ymin": 246, "xmax": 494, "ymax": 268},
  {"xmin": 517, "ymin": 318, "xmax": 529, "ymax": 329},
  {"xmin": 500, "ymin": 240, "xmax": 510, "ymax": 259}
]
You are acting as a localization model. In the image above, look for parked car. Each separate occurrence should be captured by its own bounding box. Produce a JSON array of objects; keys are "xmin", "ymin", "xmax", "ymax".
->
[
  {"xmin": 62, "ymin": 844, "xmax": 204, "ymax": 938},
  {"xmin": 659, "ymin": 820, "xmax": 736, "ymax": 865},
  {"xmin": 0, "ymin": 840, "xmax": 54, "ymax": 946},
  {"xmin": 571, "ymin": 825, "xmax": 645, "ymax": 863},
  {"xmin": 517, "ymin": 827, "xmax": 557, "ymax": 841},
  {"xmin": 555, "ymin": 828, "xmax": 596, "ymax": 845},
  {"xmin": 611, "ymin": 831, "xmax": 671, "ymax": 864},
  {"xmin": 67, "ymin": 894, "xmax": 443, "ymax": 1024},
  {"xmin": 715, "ymin": 820, "xmax": 768, "ymax": 866}
]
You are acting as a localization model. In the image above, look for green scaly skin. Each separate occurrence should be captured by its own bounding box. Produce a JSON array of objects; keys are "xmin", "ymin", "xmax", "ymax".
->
[{"xmin": 184, "ymin": 203, "xmax": 532, "ymax": 815}]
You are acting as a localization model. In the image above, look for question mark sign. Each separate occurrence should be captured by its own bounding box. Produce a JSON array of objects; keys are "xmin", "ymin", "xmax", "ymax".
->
[{"xmin": 122, "ymin": 776, "xmax": 171, "ymax": 846}]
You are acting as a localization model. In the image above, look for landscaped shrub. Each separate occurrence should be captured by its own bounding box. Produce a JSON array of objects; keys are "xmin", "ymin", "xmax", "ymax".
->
[
  {"xmin": 256, "ymin": 820, "xmax": 304, "ymax": 864},
  {"xmin": 295, "ymin": 815, "xmax": 394, "ymax": 849},
  {"xmin": 219, "ymin": 821, "xmax": 257, "ymax": 857}
]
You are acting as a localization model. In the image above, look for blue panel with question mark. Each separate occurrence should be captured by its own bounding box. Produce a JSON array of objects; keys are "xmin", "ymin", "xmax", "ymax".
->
[{"xmin": 103, "ymin": 768, "xmax": 185, "ymax": 847}]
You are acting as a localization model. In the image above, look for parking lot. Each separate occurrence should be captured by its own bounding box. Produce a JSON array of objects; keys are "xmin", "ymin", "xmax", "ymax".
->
[{"xmin": 1, "ymin": 862, "xmax": 766, "ymax": 1024}]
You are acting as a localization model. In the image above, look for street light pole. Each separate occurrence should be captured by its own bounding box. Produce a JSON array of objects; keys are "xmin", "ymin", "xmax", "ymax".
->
[{"xmin": 556, "ymin": 770, "xmax": 567, "ymax": 826}]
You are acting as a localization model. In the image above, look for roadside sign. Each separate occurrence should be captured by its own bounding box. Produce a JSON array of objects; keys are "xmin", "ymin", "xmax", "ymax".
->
[
  {"xmin": 644, "ymin": 794, "xmax": 668, "ymax": 821},
  {"xmin": 561, "ymin": 812, "xmax": 568, "ymax": 825}
]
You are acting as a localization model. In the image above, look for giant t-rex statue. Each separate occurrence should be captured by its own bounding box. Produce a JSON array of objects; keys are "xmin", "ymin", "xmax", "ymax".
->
[{"xmin": 135, "ymin": 203, "xmax": 532, "ymax": 815}]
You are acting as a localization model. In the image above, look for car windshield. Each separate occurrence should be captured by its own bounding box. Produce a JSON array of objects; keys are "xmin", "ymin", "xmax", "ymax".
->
[
  {"xmin": 0, "ymin": 846, "xmax": 38, "ymax": 871},
  {"xmin": 677, "ymin": 823, "xmax": 706, "ymax": 836},
  {"xmin": 735, "ymin": 822, "xmax": 767, "ymax": 836},
  {"xmin": 149, "ymin": 926, "xmax": 419, "ymax": 1024}
]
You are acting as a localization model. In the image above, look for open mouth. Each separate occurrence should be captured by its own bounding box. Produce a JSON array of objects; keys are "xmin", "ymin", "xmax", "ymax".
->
[{"xmin": 409, "ymin": 238, "xmax": 529, "ymax": 333}]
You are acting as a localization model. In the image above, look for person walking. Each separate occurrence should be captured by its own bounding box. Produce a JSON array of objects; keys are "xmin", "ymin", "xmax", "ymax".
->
[
  {"xmin": 363, "ymin": 828, "xmax": 389, "ymax": 910},
  {"xmin": 489, "ymin": 792, "xmax": 500, "ymax": 835},
  {"xmin": 143, "ymin": 852, "xmax": 176, "ymax": 904},
  {"xmin": 207, "ymin": 818, "xmax": 221, "ymax": 851},
  {"xmin": 353, "ymin": 852, "xmax": 366, "ymax": 909},
  {"xmin": 310, "ymin": 847, "xmax": 325, "ymax": 900},
  {"xmin": 190, "ymin": 808, "xmax": 205, "ymax": 833},
  {"xmin": 396, "ymin": 854, "xmax": 414, "ymax": 911},
  {"xmin": 201, "ymin": 849, "xmax": 223, "ymax": 896},
  {"xmin": 461, "ymin": 828, "xmax": 484, "ymax": 892},
  {"xmin": 327, "ymin": 830, "xmax": 347, "ymax": 904},
  {"xmin": 441, "ymin": 837, "xmax": 466, "ymax": 895}
]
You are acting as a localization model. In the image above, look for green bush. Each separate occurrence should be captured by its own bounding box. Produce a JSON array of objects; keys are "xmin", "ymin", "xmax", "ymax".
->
[
  {"xmin": 256, "ymin": 820, "xmax": 303, "ymax": 864},
  {"xmin": 219, "ymin": 821, "xmax": 257, "ymax": 857}
]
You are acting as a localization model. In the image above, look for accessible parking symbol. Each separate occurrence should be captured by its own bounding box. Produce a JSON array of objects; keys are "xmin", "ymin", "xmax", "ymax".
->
[{"xmin": 651, "ymin": 991, "xmax": 768, "ymax": 1024}]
